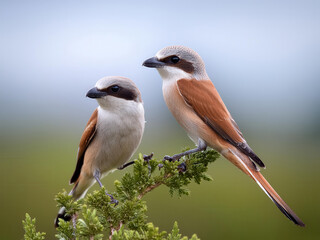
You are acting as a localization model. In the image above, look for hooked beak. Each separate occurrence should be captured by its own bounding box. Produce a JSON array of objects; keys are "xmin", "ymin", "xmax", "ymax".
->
[
  {"xmin": 142, "ymin": 57, "xmax": 165, "ymax": 68},
  {"xmin": 86, "ymin": 87, "xmax": 107, "ymax": 98}
]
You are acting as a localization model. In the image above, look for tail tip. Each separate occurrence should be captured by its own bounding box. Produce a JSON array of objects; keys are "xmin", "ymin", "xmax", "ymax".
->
[
  {"xmin": 295, "ymin": 219, "xmax": 305, "ymax": 227},
  {"xmin": 54, "ymin": 207, "xmax": 71, "ymax": 228},
  {"xmin": 272, "ymin": 198, "xmax": 305, "ymax": 227}
]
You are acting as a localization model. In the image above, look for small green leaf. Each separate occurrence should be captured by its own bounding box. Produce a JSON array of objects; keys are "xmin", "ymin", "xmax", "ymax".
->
[{"xmin": 23, "ymin": 213, "xmax": 46, "ymax": 240}]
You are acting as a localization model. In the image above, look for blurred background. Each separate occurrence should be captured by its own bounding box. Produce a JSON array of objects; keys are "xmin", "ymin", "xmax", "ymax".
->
[{"xmin": 1, "ymin": 0, "xmax": 319, "ymax": 239}]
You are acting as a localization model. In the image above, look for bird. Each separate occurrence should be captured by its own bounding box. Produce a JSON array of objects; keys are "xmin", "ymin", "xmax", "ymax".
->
[
  {"xmin": 142, "ymin": 45, "xmax": 305, "ymax": 226},
  {"xmin": 55, "ymin": 76, "xmax": 145, "ymax": 227}
]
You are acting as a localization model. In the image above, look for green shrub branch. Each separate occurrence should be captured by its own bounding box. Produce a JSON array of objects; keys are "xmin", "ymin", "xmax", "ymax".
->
[{"xmin": 23, "ymin": 148, "xmax": 219, "ymax": 240}]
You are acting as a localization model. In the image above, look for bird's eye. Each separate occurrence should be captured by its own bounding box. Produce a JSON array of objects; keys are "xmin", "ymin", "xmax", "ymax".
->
[
  {"xmin": 171, "ymin": 56, "xmax": 180, "ymax": 64},
  {"xmin": 111, "ymin": 85, "xmax": 120, "ymax": 92}
]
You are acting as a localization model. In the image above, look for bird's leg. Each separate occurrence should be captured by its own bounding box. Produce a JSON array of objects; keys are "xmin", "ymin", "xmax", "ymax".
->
[
  {"xmin": 163, "ymin": 139, "xmax": 207, "ymax": 162},
  {"xmin": 162, "ymin": 140, "xmax": 206, "ymax": 173},
  {"xmin": 93, "ymin": 170, "xmax": 118, "ymax": 205},
  {"xmin": 117, "ymin": 161, "xmax": 135, "ymax": 170},
  {"xmin": 117, "ymin": 153, "xmax": 154, "ymax": 172}
]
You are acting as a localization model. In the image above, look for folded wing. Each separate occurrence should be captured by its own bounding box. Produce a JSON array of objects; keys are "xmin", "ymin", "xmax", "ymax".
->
[
  {"xmin": 177, "ymin": 78, "xmax": 265, "ymax": 168},
  {"xmin": 70, "ymin": 108, "xmax": 98, "ymax": 184}
]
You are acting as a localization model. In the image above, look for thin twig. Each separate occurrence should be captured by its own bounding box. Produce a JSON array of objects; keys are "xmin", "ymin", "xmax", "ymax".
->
[
  {"xmin": 138, "ymin": 181, "xmax": 163, "ymax": 200},
  {"xmin": 138, "ymin": 173, "xmax": 172, "ymax": 199},
  {"xmin": 109, "ymin": 221, "xmax": 123, "ymax": 240}
]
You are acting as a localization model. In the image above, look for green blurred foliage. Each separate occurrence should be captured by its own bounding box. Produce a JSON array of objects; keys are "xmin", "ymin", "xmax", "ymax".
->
[{"xmin": 23, "ymin": 214, "xmax": 46, "ymax": 240}]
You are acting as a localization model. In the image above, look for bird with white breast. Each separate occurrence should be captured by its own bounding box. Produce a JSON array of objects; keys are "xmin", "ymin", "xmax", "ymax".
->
[
  {"xmin": 55, "ymin": 76, "xmax": 145, "ymax": 227},
  {"xmin": 143, "ymin": 45, "xmax": 304, "ymax": 226}
]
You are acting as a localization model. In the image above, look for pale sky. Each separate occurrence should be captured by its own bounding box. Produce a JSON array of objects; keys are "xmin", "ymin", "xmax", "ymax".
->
[{"xmin": 1, "ymin": 0, "xmax": 319, "ymax": 132}]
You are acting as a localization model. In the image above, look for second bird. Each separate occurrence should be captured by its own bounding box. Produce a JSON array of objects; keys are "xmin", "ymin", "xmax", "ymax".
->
[
  {"xmin": 143, "ymin": 45, "xmax": 304, "ymax": 226},
  {"xmin": 55, "ymin": 76, "xmax": 145, "ymax": 227}
]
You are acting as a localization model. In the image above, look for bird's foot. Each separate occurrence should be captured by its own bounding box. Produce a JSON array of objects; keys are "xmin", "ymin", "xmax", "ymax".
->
[
  {"xmin": 106, "ymin": 192, "xmax": 119, "ymax": 205},
  {"xmin": 163, "ymin": 155, "xmax": 181, "ymax": 162},
  {"xmin": 177, "ymin": 162, "xmax": 187, "ymax": 173},
  {"xmin": 163, "ymin": 155, "xmax": 174, "ymax": 161},
  {"xmin": 143, "ymin": 153, "xmax": 153, "ymax": 177},
  {"xmin": 158, "ymin": 163, "xmax": 164, "ymax": 169},
  {"xmin": 143, "ymin": 153, "xmax": 153, "ymax": 162},
  {"xmin": 160, "ymin": 155, "xmax": 187, "ymax": 172}
]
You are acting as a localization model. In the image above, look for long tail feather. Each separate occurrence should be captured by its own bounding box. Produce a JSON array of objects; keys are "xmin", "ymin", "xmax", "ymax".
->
[
  {"xmin": 54, "ymin": 177, "xmax": 91, "ymax": 227},
  {"xmin": 225, "ymin": 148, "xmax": 305, "ymax": 226}
]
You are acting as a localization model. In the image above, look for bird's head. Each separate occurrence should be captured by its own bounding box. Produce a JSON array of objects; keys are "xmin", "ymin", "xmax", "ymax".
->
[
  {"xmin": 86, "ymin": 76, "xmax": 142, "ymax": 109},
  {"xmin": 143, "ymin": 45, "xmax": 209, "ymax": 81}
]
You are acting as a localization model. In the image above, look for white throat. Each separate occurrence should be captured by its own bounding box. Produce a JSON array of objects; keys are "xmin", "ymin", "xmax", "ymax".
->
[{"xmin": 157, "ymin": 66, "xmax": 193, "ymax": 83}]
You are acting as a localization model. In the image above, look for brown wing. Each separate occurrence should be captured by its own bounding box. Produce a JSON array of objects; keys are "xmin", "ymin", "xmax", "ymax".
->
[
  {"xmin": 70, "ymin": 108, "xmax": 98, "ymax": 184},
  {"xmin": 177, "ymin": 78, "xmax": 265, "ymax": 168}
]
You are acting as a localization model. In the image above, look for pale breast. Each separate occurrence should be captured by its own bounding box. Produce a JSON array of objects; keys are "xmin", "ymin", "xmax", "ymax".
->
[
  {"xmin": 162, "ymin": 81, "xmax": 205, "ymax": 143},
  {"xmin": 93, "ymin": 104, "xmax": 144, "ymax": 175}
]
